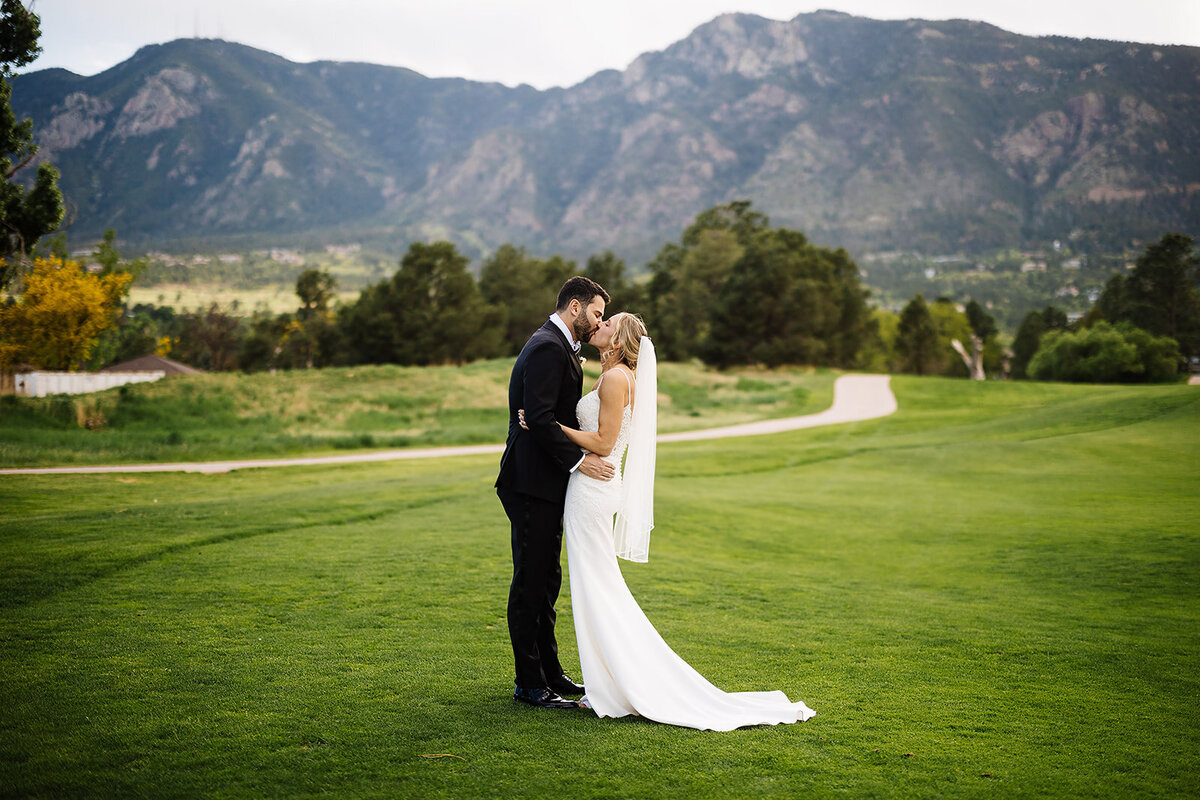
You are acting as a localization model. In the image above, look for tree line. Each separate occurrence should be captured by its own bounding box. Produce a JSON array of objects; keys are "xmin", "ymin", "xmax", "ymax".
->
[
  {"xmin": 1004, "ymin": 233, "xmax": 1197, "ymax": 383},
  {"xmin": 1, "ymin": 202, "xmax": 872, "ymax": 373},
  {"xmin": 3, "ymin": 207, "xmax": 1196, "ymax": 385}
]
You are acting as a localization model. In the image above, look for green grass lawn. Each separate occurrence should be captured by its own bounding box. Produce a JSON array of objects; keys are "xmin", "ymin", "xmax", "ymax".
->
[
  {"xmin": 0, "ymin": 360, "xmax": 832, "ymax": 468},
  {"xmin": 1, "ymin": 377, "xmax": 1197, "ymax": 798}
]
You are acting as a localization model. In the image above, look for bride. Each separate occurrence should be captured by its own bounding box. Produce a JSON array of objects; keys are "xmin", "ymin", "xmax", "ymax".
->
[{"xmin": 523, "ymin": 312, "xmax": 815, "ymax": 731}]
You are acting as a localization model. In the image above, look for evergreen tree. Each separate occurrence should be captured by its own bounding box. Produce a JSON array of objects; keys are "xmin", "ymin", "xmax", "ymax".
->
[
  {"xmin": 649, "ymin": 200, "xmax": 869, "ymax": 368},
  {"xmin": 339, "ymin": 241, "xmax": 501, "ymax": 365},
  {"xmin": 478, "ymin": 244, "xmax": 573, "ymax": 356},
  {"xmin": 896, "ymin": 294, "xmax": 942, "ymax": 375},
  {"xmin": 1012, "ymin": 306, "xmax": 1068, "ymax": 379},
  {"xmin": 0, "ymin": 1, "xmax": 63, "ymax": 290},
  {"xmin": 1093, "ymin": 233, "xmax": 1200, "ymax": 358},
  {"xmin": 1124, "ymin": 233, "xmax": 1199, "ymax": 356},
  {"xmin": 702, "ymin": 228, "xmax": 870, "ymax": 368}
]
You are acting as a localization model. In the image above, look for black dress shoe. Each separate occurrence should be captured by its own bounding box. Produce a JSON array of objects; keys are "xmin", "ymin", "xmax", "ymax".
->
[
  {"xmin": 513, "ymin": 686, "xmax": 578, "ymax": 709},
  {"xmin": 547, "ymin": 673, "xmax": 585, "ymax": 696}
]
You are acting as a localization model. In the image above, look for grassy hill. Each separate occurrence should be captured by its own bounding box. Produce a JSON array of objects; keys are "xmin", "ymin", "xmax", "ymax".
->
[
  {"xmin": 1, "ymin": 377, "xmax": 1196, "ymax": 798},
  {"xmin": 0, "ymin": 360, "xmax": 833, "ymax": 468}
]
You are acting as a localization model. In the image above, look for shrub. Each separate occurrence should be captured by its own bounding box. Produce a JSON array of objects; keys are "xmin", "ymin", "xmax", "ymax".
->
[{"xmin": 1028, "ymin": 321, "xmax": 1180, "ymax": 383}]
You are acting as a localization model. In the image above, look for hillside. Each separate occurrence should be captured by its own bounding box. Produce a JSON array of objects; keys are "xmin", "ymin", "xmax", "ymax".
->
[
  {"xmin": 13, "ymin": 11, "xmax": 1200, "ymax": 261},
  {"xmin": 0, "ymin": 361, "xmax": 834, "ymax": 467}
]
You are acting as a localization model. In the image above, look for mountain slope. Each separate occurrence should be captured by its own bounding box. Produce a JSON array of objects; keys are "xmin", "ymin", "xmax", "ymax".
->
[{"xmin": 13, "ymin": 12, "xmax": 1200, "ymax": 260}]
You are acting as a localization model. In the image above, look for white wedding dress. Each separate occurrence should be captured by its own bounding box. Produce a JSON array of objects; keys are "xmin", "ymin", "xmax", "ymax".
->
[{"xmin": 564, "ymin": 373, "xmax": 816, "ymax": 731}]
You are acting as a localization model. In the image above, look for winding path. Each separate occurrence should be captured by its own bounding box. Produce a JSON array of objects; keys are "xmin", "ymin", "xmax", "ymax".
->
[{"xmin": 0, "ymin": 374, "xmax": 897, "ymax": 476}]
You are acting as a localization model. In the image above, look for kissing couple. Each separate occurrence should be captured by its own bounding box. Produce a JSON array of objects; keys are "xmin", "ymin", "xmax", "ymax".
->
[{"xmin": 495, "ymin": 276, "xmax": 815, "ymax": 731}]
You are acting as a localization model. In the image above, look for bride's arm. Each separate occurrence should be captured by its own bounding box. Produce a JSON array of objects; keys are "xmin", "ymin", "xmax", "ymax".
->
[{"xmin": 558, "ymin": 373, "xmax": 628, "ymax": 457}]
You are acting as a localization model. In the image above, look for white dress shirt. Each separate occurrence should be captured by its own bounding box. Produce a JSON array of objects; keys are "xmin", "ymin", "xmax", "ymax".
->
[{"xmin": 548, "ymin": 312, "xmax": 580, "ymax": 352}]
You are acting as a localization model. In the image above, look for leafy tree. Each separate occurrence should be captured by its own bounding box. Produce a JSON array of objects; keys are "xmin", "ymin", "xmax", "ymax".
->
[
  {"xmin": 92, "ymin": 229, "xmax": 145, "ymax": 281},
  {"xmin": 1028, "ymin": 321, "xmax": 1179, "ymax": 383},
  {"xmin": 965, "ymin": 300, "xmax": 997, "ymax": 342},
  {"xmin": 962, "ymin": 299, "xmax": 1003, "ymax": 377},
  {"xmin": 339, "ymin": 241, "xmax": 501, "ymax": 366},
  {"xmin": 0, "ymin": 1, "xmax": 63, "ymax": 290},
  {"xmin": 0, "ymin": 258, "xmax": 131, "ymax": 370},
  {"xmin": 1011, "ymin": 306, "xmax": 1068, "ymax": 379},
  {"xmin": 173, "ymin": 304, "xmax": 242, "ymax": 371},
  {"xmin": 296, "ymin": 268, "xmax": 336, "ymax": 321},
  {"xmin": 478, "ymin": 244, "xmax": 573, "ymax": 355},
  {"xmin": 293, "ymin": 268, "xmax": 338, "ymax": 368},
  {"xmin": 80, "ymin": 230, "xmax": 152, "ymax": 368},
  {"xmin": 895, "ymin": 294, "xmax": 942, "ymax": 375},
  {"xmin": 929, "ymin": 298, "xmax": 974, "ymax": 377},
  {"xmin": 583, "ymin": 250, "xmax": 643, "ymax": 318},
  {"xmin": 645, "ymin": 201, "xmax": 763, "ymax": 361},
  {"xmin": 702, "ymin": 228, "xmax": 871, "ymax": 368},
  {"xmin": 238, "ymin": 311, "xmax": 287, "ymax": 373},
  {"xmin": 855, "ymin": 307, "xmax": 899, "ymax": 372},
  {"xmin": 647, "ymin": 201, "xmax": 869, "ymax": 367},
  {"xmin": 276, "ymin": 318, "xmax": 315, "ymax": 369},
  {"xmin": 681, "ymin": 200, "xmax": 770, "ymax": 247},
  {"xmin": 102, "ymin": 303, "xmax": 178, "ymax": 366},
  {"xmin": 1094, "ymin": 273, "xmax": 1129, "ymax": 326}
]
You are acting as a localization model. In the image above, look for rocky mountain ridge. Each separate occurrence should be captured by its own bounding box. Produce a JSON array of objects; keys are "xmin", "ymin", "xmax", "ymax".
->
[{"xmin": 13, "ymin": 10, "xmax": 1200, "ymax": 262}]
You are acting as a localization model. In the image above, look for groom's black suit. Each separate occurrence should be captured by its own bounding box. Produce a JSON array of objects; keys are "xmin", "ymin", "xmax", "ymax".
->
[{"xmin": 496, "ymin": 320, "xmax": 585, "ymax": 690}]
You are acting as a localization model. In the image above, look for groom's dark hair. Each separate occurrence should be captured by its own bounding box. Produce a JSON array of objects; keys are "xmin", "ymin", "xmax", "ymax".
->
[{"xmin": 556, "ymin": 276, "xmax": 609, "ymax": 312}]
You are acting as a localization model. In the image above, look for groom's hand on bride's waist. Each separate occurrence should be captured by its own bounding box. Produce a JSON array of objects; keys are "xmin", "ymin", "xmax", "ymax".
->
[{"xmin": 578, "ymin": 453, "xmax": 615, "ymax": 481}]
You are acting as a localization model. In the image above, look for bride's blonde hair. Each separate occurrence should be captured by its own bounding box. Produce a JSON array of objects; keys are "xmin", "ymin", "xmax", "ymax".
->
[{"xmin": 603, "ymin": 312, "xmax": 648, "ymax": 372}]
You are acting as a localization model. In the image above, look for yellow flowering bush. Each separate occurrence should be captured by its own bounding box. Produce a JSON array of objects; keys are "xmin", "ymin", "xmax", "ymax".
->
[{"xmin": 0, "ymin": 258, "xmax": 132, "ymax": 370}]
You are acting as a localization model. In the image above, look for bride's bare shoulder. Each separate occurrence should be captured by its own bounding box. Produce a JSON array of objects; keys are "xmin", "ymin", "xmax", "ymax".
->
[
  {"xmin": 599, "ymin": 366, "xmax": 634, "ymax": 404},
  {"xmin": 597, "ymin": 367, "xmax": 632, "ymax": 400}
]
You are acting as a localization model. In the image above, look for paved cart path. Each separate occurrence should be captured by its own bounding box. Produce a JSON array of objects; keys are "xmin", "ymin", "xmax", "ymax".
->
[{"xmin": 1, "ymin": 374, "xmax": 897, "ymax": 476}]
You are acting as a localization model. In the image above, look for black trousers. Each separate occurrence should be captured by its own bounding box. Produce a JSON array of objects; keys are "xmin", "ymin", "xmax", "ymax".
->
[{"xmin": 498, "ymin": 487, "xmax": 566, "ymax": 690}]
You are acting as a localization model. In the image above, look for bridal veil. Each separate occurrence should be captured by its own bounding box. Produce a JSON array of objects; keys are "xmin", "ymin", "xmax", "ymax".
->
[{"xmin": 612, "ymin": 335, "xmax": 656, "ymax": 562}]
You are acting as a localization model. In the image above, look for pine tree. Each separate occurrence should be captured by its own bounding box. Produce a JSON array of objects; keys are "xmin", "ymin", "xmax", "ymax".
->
[{"xmin": 0, "ymin": 1, "xmax": 63, "ymax": 290}]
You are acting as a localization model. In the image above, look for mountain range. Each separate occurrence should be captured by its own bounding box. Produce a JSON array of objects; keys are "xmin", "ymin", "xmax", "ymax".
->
[{"xmin": 13, "ymin": 11, "xmax": 1200, "ymax": 263}]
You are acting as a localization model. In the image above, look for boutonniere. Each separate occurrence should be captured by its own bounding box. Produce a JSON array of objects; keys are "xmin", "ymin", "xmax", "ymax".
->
[{"xmin": 578, "ymin": 356, "xmax": 587, "ymax": 366}]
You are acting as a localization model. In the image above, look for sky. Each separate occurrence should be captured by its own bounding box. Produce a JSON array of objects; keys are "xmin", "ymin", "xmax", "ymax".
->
[{"xmin": 21, "ymin": 0, "xmax": 1200, "ymax": 89}]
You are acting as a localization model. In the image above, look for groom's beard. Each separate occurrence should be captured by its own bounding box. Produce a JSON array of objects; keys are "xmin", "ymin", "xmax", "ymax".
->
[{"xmin": 573, "ymin": 316, "xmax": 595, "ymax": 345}]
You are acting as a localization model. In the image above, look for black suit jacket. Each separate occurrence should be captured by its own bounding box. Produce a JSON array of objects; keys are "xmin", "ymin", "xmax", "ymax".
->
[{"xmin": 495, "ymin": 321, "xmax": 586, "ymax": 504}]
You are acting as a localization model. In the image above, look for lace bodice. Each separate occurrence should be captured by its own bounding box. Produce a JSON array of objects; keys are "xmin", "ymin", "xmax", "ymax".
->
[{"xmin": 575, "ymin": 384, "xmax": 632, "ymax": 470}]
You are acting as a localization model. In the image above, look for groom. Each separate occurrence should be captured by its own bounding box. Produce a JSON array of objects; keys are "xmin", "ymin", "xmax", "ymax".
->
[{"xmin": 496, "ymin": 276, "xmax": 613, "ymax": 709}]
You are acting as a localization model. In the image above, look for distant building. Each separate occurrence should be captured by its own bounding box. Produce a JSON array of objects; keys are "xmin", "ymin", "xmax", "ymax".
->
[
  {"xmin": 268, "ymin": 248, "xmax": 304, "ymax": 264},
  {"xmin": 5, "ymin": 355, "xmax": 204, "ymax": 398}
]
